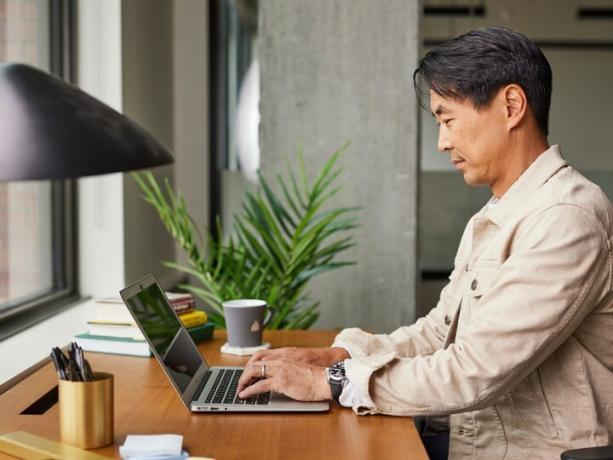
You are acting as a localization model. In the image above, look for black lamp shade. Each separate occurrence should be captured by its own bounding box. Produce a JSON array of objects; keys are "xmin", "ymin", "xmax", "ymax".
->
[{"xmin": 0, "ymin": 63, "xmax": 174, "ymax": 181}]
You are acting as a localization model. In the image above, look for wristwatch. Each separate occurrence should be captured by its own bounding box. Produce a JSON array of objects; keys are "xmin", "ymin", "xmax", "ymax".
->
[{"xmin": 325, "ymin": 361, "xmax": 348, "ymax": 404}]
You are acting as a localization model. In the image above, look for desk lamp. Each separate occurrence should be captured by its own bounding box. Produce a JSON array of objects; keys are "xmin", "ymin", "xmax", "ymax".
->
[
  {"xmin": 0, "ymin": 62, "xmax": 174, "ymax": 181},
  {"xmin": 0, "ymin": 62, "xmax": 173, "ymax": 333}
]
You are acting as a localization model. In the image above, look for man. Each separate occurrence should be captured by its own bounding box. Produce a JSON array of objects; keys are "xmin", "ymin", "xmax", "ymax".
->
[{"xmin": 237, "ymin": 27, "xmax": 613, "ymax": 459}]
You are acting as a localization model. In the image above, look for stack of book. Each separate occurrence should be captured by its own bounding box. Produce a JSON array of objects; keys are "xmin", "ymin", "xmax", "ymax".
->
[
  {"xmin": 172, "ymin": 294, "xmax": 215, "ymax": 343},
  {"xmin": 75, "ymin": 292, "xmax": 214, "ymax": 357}
]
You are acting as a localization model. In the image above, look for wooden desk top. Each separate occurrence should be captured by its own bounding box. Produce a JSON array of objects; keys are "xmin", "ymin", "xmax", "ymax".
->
[{"xmin": 0, "ymin": 330, "xmax": 427, "ymax": 459}]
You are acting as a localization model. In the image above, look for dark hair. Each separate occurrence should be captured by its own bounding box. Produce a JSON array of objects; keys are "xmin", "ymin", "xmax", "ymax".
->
[{"xmin": 414, "ymin": 27, "xmax": 552, "ymax": 136}]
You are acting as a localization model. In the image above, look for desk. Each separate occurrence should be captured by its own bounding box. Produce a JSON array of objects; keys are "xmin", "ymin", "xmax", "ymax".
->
[{"xmin": 0, "ymin": 330, "xmax": 427, "ymax": 459}]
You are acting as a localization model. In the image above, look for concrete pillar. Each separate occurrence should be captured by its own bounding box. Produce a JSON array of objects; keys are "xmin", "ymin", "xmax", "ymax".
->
[{"xmin": 259, "ymin": 0, "xmax": 420, "ymax": 332}]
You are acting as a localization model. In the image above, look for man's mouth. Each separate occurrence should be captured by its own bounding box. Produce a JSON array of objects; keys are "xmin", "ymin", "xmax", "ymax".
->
[{"xmin": 452, "ymin": 158, "xmax": 465, "ymax": 168}]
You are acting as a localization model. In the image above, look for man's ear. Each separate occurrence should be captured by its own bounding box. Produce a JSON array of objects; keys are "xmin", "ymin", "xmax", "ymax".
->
[{"xmin": 502, "ymin": 84, "xmax": 527, "ymax": 130}]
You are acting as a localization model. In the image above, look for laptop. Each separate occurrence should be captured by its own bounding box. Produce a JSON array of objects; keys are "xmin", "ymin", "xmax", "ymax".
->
[{"xmin": 119, "ymin": 273, "xmax": 329, "ymax": 413}]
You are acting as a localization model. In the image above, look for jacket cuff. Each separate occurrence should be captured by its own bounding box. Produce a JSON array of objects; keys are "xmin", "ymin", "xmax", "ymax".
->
[
  {"xmin": 330, "ymin": 341, "xmax": 358, "ymax": 359},
  {"xmin": 333, "ymin": 328, "xmax": 397, "ymax": 360},
  {"xmin": 344, "ymin": 351, "xmax": 397, "ymax": 415}
]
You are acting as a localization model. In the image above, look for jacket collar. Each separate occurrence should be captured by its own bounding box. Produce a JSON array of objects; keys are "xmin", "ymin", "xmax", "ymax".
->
[{"xmin": 485, "ymin": 145, "xmax": 568, "ymax": 227}]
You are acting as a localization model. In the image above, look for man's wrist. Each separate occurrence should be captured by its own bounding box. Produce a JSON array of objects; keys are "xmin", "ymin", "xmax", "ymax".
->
[
  {"xmin": 330, "ymin": 347, "xmax": 350, "ymax": 363},
  {"xmin": 319, "ymin": 367, "xmax": 333, "ymax": 400},
  {"xmin": 325, "ymin": 361, "xmax": 348, "ymax": 403}
]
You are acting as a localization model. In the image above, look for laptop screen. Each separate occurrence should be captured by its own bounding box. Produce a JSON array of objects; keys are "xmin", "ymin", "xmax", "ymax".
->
[{"xmin": 121, "ymin": 277, "xmax": 207, "ymax": 400}]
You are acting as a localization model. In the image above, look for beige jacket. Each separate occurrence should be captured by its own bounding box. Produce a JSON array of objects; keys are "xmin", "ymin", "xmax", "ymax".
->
[{"xmin": 335, "ymin": 145, "xmax": 613, "ymax": 459}]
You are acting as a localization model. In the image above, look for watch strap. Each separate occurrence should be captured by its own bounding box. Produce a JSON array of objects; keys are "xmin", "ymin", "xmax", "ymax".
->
[
  {"xmin": 329, "ymin": 379, "xmax": 344, "ymax": 403},
  {"xmin": 326, "ymin": 361, "xmax": 347, "ymax": 404}
]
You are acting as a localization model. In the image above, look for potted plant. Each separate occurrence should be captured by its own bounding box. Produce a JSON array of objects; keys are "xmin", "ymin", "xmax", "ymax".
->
[{"xmin": 132, "ymin": 143, "xmax": 359, "ymax": 329}]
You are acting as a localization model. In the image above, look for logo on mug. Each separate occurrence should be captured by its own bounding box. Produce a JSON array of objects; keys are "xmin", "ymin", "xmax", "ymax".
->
[{"xmin": 250, "ymin": 320, "xmax": 260, "ymax": 332}]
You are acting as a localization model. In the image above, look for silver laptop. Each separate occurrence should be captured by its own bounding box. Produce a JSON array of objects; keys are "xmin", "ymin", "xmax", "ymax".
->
[{"xmin": 120, "ymin": 273, "xmax": 329, "ymax": 413}]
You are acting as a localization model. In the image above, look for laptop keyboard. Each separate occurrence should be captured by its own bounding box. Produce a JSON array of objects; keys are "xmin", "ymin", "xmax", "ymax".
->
[{"xmin": 204, "ymin": 369, "xmax": 270, "ymax": 406}]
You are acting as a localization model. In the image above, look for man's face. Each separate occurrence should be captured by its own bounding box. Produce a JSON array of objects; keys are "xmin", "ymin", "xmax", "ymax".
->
[{"xmin": 430, "ymin": 90, "xmax": 508, "ymax": 188}]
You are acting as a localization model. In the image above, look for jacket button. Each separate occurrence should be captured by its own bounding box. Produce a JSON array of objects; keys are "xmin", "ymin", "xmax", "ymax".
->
[
  {"xmin": 444, "ymin": 315, "xmax": 451, "ymax": 325},
  {"xmin": 471, "ymin": 279, "xmax": 478, "ymax": 290}
]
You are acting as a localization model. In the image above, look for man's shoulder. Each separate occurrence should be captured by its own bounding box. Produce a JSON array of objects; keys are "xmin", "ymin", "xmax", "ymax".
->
[
  {"xmin": 546, "ymin": 165, "xmax": 612, "ymax": 232},
  {"xmin": 486, "ymin": 163, "xmax": 612, "ymax": 253}
]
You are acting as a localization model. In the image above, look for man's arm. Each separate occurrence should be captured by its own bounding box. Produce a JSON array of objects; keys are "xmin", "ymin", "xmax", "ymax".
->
[
  {"xmin": 237, "ymin": 254, "xmax": 467, "ymax": 402},
  {"xmin": 346, "ymin": 205, "xmax": 610, "ymax": 415},
  {"xmin": 332, "ymin": 269, "xmax": 460, "ymax": 360},
  {"xmin": 244, "ymin": 269, "xmax": 460, "ymax": 375},
  {"xmin": 247, "ymin": 212, "xmax": 476, "ymax": 371},
  {"xmin": 332, "ymin": 216, "xmax": 475, "ymax": 362}
]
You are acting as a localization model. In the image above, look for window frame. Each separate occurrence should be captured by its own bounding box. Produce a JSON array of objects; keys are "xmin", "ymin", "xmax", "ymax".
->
[
  {"xmin": 0, "ymin": 0, "xmax": 79, "ymax": 342},
  {"xmin": 209, "ymin": 0, "xmax": 257, "ymax": 228}
]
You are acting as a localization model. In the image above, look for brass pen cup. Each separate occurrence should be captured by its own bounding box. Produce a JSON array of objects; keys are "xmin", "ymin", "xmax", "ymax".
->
[{"xmin": 58, "ymin": 371, "xmax": 114, "ymax": 449}]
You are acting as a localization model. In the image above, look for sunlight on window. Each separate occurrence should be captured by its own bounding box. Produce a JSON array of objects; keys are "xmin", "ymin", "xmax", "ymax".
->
[{"xmin": 0, "ymin": 0, "xmax": 53, "ymax": 307}]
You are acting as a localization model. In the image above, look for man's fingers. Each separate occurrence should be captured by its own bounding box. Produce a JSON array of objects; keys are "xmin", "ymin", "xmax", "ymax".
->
[
  {"xmin": 246, "ymin": 347, "xmax": 300, "ymax": 366},
  {"xmin": 246, "ymin": 349, "xmax": 278, "ymax": 366},
  {"xmin": 238, "ymin": 376, "xmax": 274, "ymax": 399},
  {"xmin": 237, "ymin": 364, "xmax": 261, "ymax": 393},
  {"xmin": 237, "ymin": 361, "xmax": 276, "ymax": 394}
]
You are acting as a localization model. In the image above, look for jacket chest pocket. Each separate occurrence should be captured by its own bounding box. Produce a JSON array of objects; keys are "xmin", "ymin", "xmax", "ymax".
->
[{"xmin": 465, "ymin": 262, "xmax": 499, "ymax": 314}]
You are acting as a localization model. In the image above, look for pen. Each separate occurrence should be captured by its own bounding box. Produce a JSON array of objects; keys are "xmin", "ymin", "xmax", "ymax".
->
[
  {"xmin": 52, "ymin": 348, "xmax": 67, "ymax": 380},
  {"xmin": 50, "ymin": 344, "xmax": 95, "ymax": 381},
  {"xmin": 68, "ymin": 343, "xmax": 78, "ymax": 380},
  {"xmin": 50, "ymin": 351, "xmax": 64, "ymax": 380},
  {"xmin": 83, "ymin": 358, "xmax": 94, "ymax": 381},
  {"xmin": 75, "ymin": 344, "xmax": 88, "ymax": 381},
  {"xmin": 68, "ymin": 358, "xmax": 81, "ymax": 382},
  {"xmin": 55, "ymin": 347, "xmax": 69, "ymax": 374}
]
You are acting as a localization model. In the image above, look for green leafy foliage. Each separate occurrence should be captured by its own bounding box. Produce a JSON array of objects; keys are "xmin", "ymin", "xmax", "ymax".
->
[{"xmin": 132, "ymin": 143, "xmax": 359, "ymax": 329}]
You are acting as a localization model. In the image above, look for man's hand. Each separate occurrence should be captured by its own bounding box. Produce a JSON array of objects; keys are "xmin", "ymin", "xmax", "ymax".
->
[
  {"xmin": 236, "ymin": 359, "xmax": 333, "ymax": 401},
  {"xmin": 245, "ymin": 346, "xmax": 350, "ymax": 368}
]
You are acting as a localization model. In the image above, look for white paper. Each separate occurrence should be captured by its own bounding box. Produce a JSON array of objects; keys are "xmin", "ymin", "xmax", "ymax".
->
[
  {"xmin": 119, "ymin": 434, "xmax": 183, "ymax": 457},
  {"xmin": 122, "ymin": 450, "xmax": 189, "ymax": 460}
]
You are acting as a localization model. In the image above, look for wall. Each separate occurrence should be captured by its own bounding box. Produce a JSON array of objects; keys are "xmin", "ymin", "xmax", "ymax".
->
[
  {"xmin": 78, "ymin": 0, "xmax": 125, "ymax": 298},
  {"xmin": 121, "ymin": 0, "xmax": 177, "ymax": 289},
  {"xmin": 173, "ymin": 0, "xmax": 210, "ymax": 266},
  {"xmin": 259, "ymin": 0, "xmax": 421, "ymax": 332},
  {"xmin": 80, "ymin": 0, "xmax": 210, "ymax": 296}
]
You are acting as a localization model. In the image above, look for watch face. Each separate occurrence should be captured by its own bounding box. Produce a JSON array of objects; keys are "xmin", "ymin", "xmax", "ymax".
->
[{"xmin": 328, "ymin": 361, "xmax": 346, "ymax": 381}]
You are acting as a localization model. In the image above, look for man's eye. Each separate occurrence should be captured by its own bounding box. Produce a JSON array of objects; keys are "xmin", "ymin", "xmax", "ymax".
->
[{"xmin": 442, "ymin": 119, "xmax": 453, "ymax": 126}]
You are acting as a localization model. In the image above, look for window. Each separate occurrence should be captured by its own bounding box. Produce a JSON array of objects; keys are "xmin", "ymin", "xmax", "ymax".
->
[
  {"xmin": 0, "ymin": 0, "xmax": 77, "ymax": 341},
  {"xmin": 210, "ymin": 0, "xmax": 258, "ymax": 224}
]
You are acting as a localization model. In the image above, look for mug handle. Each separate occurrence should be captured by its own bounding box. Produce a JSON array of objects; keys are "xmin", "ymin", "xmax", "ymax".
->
[{"xmin": 263, "ymin": 306, "xmax": 274, "ymax": 327}]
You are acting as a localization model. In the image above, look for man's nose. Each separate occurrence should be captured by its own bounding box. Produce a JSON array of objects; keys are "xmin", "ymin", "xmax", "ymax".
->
[{"xmin": 437, "ymin": 128, "xmax": 453, "ymax": 152}]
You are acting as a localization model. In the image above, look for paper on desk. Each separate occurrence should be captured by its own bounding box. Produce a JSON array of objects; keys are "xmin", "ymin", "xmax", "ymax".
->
[
  {"xmin": 123, "ymin": 450, "xmax": 189, "ymax": 460},
  {"xmin": 123, "ymin": 451, "xmax": 189, "ymax": 460},
  {"xmin": 119, "ymin": 434, "xmax": 183, "ymax": 458}
]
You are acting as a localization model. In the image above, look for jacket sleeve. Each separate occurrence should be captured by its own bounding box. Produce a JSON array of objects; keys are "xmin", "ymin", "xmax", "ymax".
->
[
  {"xmin": 331, "ymin": 216, "xmax": 475, "ymax": 361},
  {"xmin": 332, "ymin": 269, "xmax": 459, "ymax": 359},
  {"xmin": 346, "ymin": 205, "xmax": 610, "ymax": 416}
]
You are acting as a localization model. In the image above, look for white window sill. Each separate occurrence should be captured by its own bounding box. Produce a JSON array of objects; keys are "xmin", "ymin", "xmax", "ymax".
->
[{"xmin": 0, "ymin": 298, "xmax": 96, "ymax": 386}]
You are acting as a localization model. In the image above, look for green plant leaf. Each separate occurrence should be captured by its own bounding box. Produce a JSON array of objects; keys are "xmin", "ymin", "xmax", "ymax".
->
[{"xmin": 133, "ymin": 143, "xmax": 359, "ymax": 329}]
